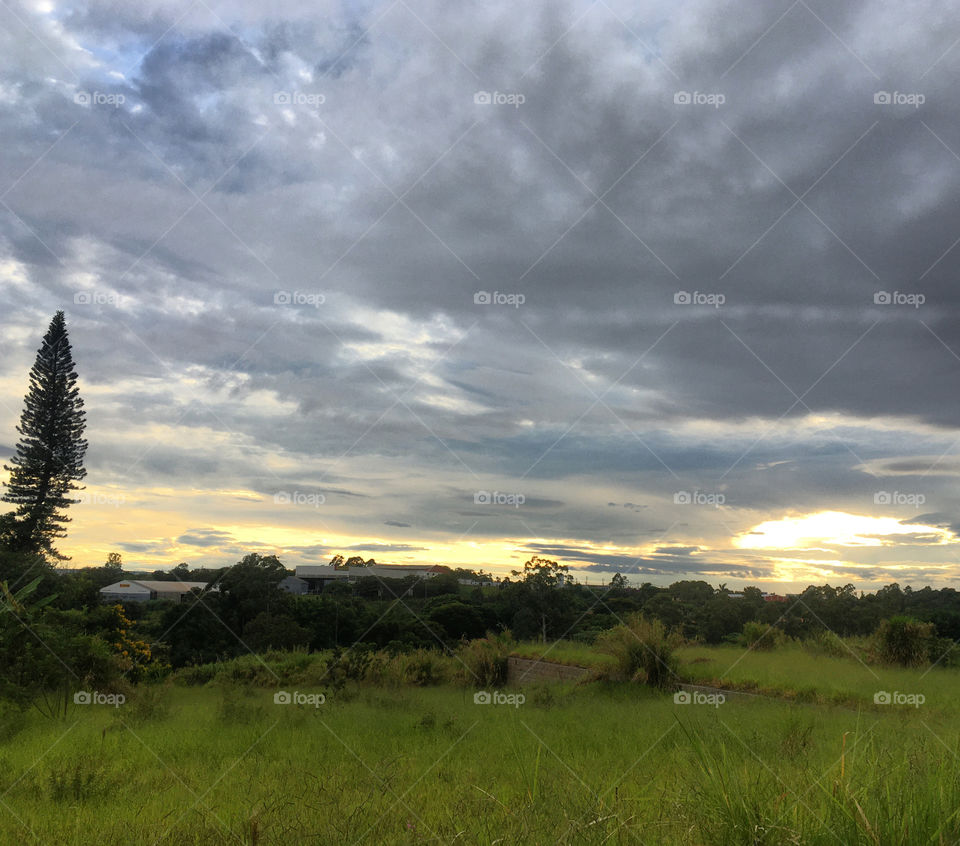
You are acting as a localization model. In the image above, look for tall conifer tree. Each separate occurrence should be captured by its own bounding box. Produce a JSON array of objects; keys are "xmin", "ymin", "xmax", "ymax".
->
[{"xmin": 1, "ymin": 311, "xmax": 87, "ymax": 560}]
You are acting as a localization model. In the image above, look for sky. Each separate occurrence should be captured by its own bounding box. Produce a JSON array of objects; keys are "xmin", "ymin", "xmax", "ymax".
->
[{"xmin": 2, "ymin": 0, "xmax": 960, "ymax": 589}]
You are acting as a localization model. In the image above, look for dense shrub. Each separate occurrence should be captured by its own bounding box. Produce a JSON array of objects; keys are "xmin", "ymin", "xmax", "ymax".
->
[
  {"xmin": 742, "ymin": 621, "xmax": 789, "ymax": 650},
  {"xmin": 872, "ymin": 616, "xmax": 944, "ymax": 667},
  {"xmin": 457, "ymin": 631, "xmax": 512, "ymax": 688},
  {"xmin": 803, "ymin": 630, "xmax": 847, "ymax": 658},
  {"xmin": 595, "ymin": 614, "xmax": 679, "ymax": 688}
]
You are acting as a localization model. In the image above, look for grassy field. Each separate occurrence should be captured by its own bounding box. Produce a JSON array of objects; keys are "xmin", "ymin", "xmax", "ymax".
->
[
  {"xmin": 674, "ymin": 642, "xmax": 958, "ymax": 710},
  {"xmin": 509, "ymin": 639, "xmax": 618, "ymax": 672},
  {"xmin": 3, "ymin": 648, "xmax": 960, "ymax": 844}
]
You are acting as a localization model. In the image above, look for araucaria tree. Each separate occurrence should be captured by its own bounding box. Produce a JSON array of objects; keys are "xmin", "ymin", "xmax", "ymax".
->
[{"xmin": 1, "ymin": 312, "xmax": 87, "ymax": 560}]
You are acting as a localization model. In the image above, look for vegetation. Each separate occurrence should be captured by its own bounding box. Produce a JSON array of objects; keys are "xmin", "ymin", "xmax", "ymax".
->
[
  {"xmin": 1, "ymin": 311, "xmax": 87, "ymax": 560},
  {"xmin": 595, "ymin": 614, "xmax": 679, "ymax": 687},
  {"xmin": 0, "ymin": 648, "xmax": 959, "ymax": 844},
  {"xmin": 6, "ymin": 312, "xmax": 960, "ymax": 841}
]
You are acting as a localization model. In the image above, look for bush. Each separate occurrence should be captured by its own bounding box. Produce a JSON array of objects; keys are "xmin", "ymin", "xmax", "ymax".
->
[
  {"xmin": 742, "ymin": 621, "xmax": 788, "ymax": 650},
  {"xmin": 365, "ymin": 649, "xmax": 454, "ymax": 687},
  {"xmin": 872, "ymin": 616, "xmax": 941, "ymax": 667},
  {"xmin": 173, "ymin": 663, "xmax": 218, "ymax": 686},
  {"xmin": 323, "ymin": 646, "xmax": 374, "ymax": 690},
  {"xmin": 457, "ymin": 631, "xmax": 512, "ymax": 688},
  {"xmin": 595, "ymin": 615, "xmax": 679, "ymax": 689},
  {"xmin": 803, "ymin": 630, "xmax": 846, "ymax": 657}
]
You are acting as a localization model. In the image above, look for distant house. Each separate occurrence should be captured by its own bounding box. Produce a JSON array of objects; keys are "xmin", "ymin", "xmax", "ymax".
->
[
  {"xmin": 294, "ymin": 564, "xmax": 448, "ymax": 594},
  {"xmin": 99, "ymin": 580, "xmax": 214, "ymax": 604},
  {"xmin": 763, "ymin": 593, "xmax": 788, "ymax": 602},
  {"xmin": 277, "ymin": 575, "xmax": 308, "ymax": 595}
]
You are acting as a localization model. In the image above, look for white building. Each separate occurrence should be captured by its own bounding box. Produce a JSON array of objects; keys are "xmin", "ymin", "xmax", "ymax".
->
[
  {"xmin": 295, "ymin": 564, "xmax": 447, "ymax": 593},
  {"xmin": 99, "ymin": 580, "xmax": 213, "ymax": 603}
]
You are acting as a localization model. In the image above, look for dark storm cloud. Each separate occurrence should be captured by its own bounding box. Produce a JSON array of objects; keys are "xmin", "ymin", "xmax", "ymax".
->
[
  {"xmin": 523, "ymin": 541, "xmax": 770, "ymax": 578},
  {"xmin": 117, "ymin": 540, "xmax": 172, "ymax": 554},
  {"xmin": 177, "ymin": 528, "xmax": 236, "ymax": 547},
  {"xmin": 3, "ymin": 0, "xmax": 960, "ymax": 582}
]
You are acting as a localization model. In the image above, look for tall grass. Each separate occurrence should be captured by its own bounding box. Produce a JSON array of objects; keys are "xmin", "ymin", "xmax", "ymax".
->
[
  {"xmin": 4, "ymin": 644, "xmax": 960, "ymax": 843},
  {"xmin": 595, "ymin": 614, "xmax": 681, "ymax": 688}
]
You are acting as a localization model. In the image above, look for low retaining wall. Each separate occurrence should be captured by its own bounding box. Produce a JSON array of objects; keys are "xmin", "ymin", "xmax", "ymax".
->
[{"xmin": 507, "ymin": 656, "xmax": 592, "ymax": 686}]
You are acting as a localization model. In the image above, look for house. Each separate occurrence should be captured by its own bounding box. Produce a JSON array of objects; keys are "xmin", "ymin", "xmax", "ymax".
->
[
  {"xmin": 99, "ymin": 580, "xmax": 214, "ymax": 604},
  {"xmin": 293, "ymin": 566, "xmax": 351, "ymax": 593},
  {"xmin": 294, "ymin": 564, "xmax": 448, "ymax": 594},
  {"xmin": 277, "ymin": 575, "xmax": 308, "ymax": 595}
]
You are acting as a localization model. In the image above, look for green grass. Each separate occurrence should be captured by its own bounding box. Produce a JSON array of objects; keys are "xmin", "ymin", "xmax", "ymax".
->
[
  {"xmin": 509, "ymin": 639, "xmax": 618, "ymax": 672},
  {"xmin": 675, "ymin": 643, "xmax": 960, "ymax": 712},
  {"xmin": 3, "ymin": 651, "xmax": 960, "ymax": 844}
]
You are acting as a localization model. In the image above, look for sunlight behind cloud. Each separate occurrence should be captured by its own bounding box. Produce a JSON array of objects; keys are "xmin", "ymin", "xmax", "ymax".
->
[{"xmin": 736, "ymin": 511, "xmax": 952, "ymax": 551}]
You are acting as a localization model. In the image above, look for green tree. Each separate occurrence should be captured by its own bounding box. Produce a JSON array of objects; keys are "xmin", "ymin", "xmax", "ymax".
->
[
  {"xmin": 0, "ymin": 577, "xmax": 116, "ymax": 717},
  {"xmin": 217, "ymin": 553, "xmax": 289, "ymax": 630},
  {"xmin": 1, "ymin": 312, "xmax": 87, "ymax": 560},
  {"xmin": 608, "ymin": 572, "xmax": 629, "ymax": 594},
  {"xmin": 511, "ymin": 556, "xmax": 571, "ymax": 642}
]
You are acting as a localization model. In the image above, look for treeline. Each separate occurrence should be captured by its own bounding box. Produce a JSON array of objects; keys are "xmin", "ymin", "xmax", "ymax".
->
[{"xmin": 6, "ymin": 548, "xmax": 960, "ymax": 674}]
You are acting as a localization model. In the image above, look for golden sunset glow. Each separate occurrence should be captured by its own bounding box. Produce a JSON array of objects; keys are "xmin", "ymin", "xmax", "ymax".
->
[{"xmin": 736, "ymin": 511, "xmax": 951, "ymax": 551}]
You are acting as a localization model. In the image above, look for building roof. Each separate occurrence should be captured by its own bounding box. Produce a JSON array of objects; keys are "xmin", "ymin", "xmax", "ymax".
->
[
  {"xmin": 294, "ymin": 565, "xmax": 350, "ymax": 578},
  {"xmin": 100, "ymin": 580, "xmax": 211, "ymax": 592},
  {"xmin": 295, "ymin": 564, "xmax": 445, "ymax": 579}
]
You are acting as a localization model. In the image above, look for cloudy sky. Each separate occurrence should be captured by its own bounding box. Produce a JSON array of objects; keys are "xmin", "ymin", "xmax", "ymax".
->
[{"xmin": 2, "ymin": 0, "xmax": 960, "ymax": 588}]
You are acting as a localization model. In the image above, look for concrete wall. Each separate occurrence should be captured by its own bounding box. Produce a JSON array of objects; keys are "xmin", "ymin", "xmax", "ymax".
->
[{"xmin": 507, "ymin": 656, "xmax": 591, "ymax": 686}]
